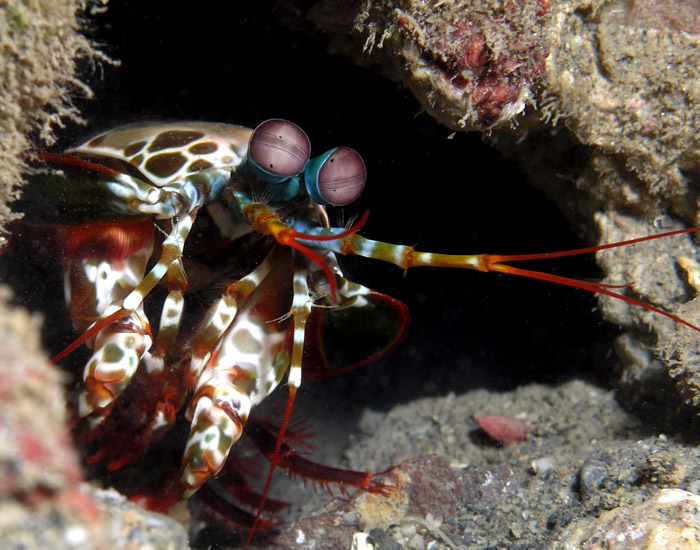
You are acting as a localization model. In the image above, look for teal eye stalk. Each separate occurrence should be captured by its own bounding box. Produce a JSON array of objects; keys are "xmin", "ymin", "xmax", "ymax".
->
[{"xmin": 304, "ymin": 146, "xmax": 366, "ymax": 206}]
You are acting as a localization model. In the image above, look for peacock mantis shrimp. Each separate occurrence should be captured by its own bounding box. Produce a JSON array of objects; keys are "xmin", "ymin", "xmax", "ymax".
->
[{"xmin": 10, "ymin": 118, "xmax": 700, "ymax": 544}]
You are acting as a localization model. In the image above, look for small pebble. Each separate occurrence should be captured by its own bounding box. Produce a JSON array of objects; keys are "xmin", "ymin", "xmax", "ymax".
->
[
  {"xmin": 475, "ymin": 415, "xmax": 532, "ymax": 446},
  {"xmin": 579, "ymin": 458, "xmax": 609, "ymax": 499}
]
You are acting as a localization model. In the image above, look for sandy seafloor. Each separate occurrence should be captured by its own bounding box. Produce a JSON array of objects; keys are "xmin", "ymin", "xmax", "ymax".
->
[{"xmin": 236, "ymin": 347, "xmax": 700, "ymax": 550}]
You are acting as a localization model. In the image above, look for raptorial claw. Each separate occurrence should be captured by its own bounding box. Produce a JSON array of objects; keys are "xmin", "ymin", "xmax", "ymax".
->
[
  {"xmin": 181, "ymin": 389, "xmax": 251, "ymax": 498},
  {"xmin": 78, "ymin": 309, "xmax": 152, "ymax": 416}
]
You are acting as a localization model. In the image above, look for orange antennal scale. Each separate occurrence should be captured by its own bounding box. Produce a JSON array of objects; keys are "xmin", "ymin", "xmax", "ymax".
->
[{"xmin": 244, "ymin": 205, "xmax": 370, "ymax": 302}]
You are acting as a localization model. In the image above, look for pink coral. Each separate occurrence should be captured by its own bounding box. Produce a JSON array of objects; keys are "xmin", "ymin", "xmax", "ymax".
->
[{"xmin": 378, "ymin": 0, "xmax": 549, "ymax": 129}]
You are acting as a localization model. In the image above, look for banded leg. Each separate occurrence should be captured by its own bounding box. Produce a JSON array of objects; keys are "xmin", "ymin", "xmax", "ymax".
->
[
  {"xmin": 143, "ymin": 247, "xmax": 288, "ymax": 452},
  {"xmin": 153, "ymin": 258, "xmax": 188, "ymax": 355},
  {"xmin": 121, "ymin": 212, "xmax": 196, "ymax": 315},
  {"xmin": 243, "ymin": 259, "xmax": 314, "ymax": 544},
  {"xmin": 139, "ymin": 256, "xmax": 191, "ymax": 431}
]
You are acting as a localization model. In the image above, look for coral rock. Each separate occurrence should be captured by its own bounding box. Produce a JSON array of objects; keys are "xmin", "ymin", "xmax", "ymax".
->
[
  {"xmin": 312, "ymin": 0, "xmax": 549, "ymax": 130},
  {"xmin": 554, "ymin": 489, "xmax": 700, "ymax": 550}
]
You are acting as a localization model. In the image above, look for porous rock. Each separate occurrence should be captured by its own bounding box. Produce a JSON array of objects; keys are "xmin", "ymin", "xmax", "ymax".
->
[{"xmin": 553, "ymin": 488, "xmax": 700, "ymax": 550}]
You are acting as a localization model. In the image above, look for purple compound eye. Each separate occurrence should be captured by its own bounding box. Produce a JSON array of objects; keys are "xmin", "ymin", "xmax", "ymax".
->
[
  {"xmin": 248, "ymin": 119, "xmax": 311, "ymax": 180},
  {"xmin": 305, "ymin": 147, "xmax": 366, "ymax": 206}
]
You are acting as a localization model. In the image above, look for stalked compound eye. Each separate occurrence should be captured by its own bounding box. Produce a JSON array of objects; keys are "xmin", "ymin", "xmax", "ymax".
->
[
  {"xmin": 248, "ymin": 119, "xmax": 311, "ymax": 183},
  {"xmin": 304, "ymin": 147, "xmax": 366, "ymax": 206}
]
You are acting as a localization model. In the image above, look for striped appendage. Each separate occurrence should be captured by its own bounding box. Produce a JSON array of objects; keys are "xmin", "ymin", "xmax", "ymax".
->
[
  {"xmin": 181, "ymin": 247, "xmax": 294, "ymax": 497},
  {"xmin": 54, "ymin": 123, "xmax": 255, "ymax": 419},
  {"xmin": 298, "ymin": 228, "xmax": 700, "ymax": 335}
]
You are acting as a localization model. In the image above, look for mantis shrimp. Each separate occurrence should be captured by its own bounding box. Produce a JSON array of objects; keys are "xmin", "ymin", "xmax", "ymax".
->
[{"xmin": 10, "ymin": 118, "xmax": 700, "ymax": 544}]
